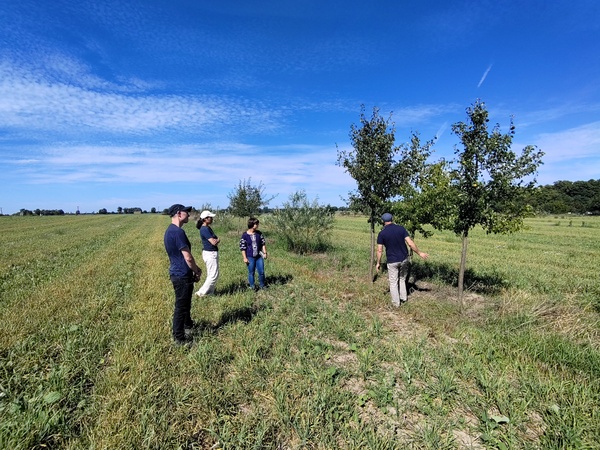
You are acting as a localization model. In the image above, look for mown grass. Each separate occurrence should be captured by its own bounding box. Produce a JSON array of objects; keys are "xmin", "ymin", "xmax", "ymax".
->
[{"xmin": 1, "ymin": 214, "xmax": 599, "ymax": 449}]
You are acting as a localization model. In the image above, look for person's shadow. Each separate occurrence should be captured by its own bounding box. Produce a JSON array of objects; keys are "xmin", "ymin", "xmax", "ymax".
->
[{"xmin": 217, "ymin": 273, "xmax": 293, "ymax": 295}]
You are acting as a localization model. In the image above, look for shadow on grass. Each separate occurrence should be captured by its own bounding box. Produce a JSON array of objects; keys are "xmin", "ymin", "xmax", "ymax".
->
[
  {"xmin": 218, "ymin": 273, "xmax": 294, "ymax": 295},
  {"xmin": 378, "ymin": 260, "xmax": 508, "ymax": 295},
  {"xmin": 411, "ymin": 261, "xmax": 508, "ymax": 295},
  {"xmin": 192, "ymin": 304, "xmax": 263, "ymax": 336}
]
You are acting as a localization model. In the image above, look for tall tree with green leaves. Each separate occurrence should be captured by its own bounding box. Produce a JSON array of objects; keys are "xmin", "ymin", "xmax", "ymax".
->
[
  {"xmin": 337, "ymin": 106, "xmax": 401, "ymax": 280},
  {"xmin": 449, "ymin": 100, "xmax": 544, "ymax": 308},
  {"xmin": 391, "ymin": 132, "xmax": 455, "ymax": 240},
  {"xmin": 228, "ymin": 178, "xmax": 276, "ymax": 218}
]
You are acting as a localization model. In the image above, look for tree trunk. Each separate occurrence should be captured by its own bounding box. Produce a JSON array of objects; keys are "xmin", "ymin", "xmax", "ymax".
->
[
  {"xmin": 458, "ymin": 232, "xmax": 468, "ymax": 312},
  {"xmin": 369, "ymin": 224, "xmax": 375, "ymax": 281}
]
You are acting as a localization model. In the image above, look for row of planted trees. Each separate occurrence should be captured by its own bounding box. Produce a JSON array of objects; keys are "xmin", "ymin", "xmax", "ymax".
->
[
  {"xmin": 337, "ymin": 100, "xmax": 544, "ymax": 307},
  {"xmin": 223, "ymin": 100, "xmax": 544, "ymax": 308}
]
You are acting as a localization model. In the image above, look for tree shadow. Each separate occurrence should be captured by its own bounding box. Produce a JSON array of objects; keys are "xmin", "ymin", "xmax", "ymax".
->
[
  {"xmin": 410, "ymin": 261, "xmax": 508, "ymax": 295},
  {"xmin": 377, "ymin": 260, "xmax": 507, "ymax": 295}
]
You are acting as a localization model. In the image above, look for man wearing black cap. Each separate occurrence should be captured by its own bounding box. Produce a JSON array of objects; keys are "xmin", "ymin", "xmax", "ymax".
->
[
  {"xmin": 164, "ymin": 204, "xmax": 202, "ymax": 345},
  {"xmin": 376, "ymin": 213, "xmax": 429, "ymax": 307}
]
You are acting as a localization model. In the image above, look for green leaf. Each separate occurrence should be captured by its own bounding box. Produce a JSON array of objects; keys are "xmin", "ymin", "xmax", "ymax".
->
[
  {"xmin": 43, "ymin": 391, "xmax": 62, "ymax": 404},
  {"xmin": 489, "ymin": 414, "xmax": 510, "ymax": 424}
]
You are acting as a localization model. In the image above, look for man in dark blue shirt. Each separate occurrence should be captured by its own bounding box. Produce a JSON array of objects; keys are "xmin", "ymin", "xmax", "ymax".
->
[
  {"xmin": 164, "ymin": 204, "xmax": 202, "ymax": 345},
  {"xmin": 376, "ymin": 213, "xmax": 429, "ymax": 307}
]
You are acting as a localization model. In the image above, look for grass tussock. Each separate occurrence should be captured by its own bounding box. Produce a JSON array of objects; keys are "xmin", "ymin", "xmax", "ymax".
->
[{"xmin": 1, "ymin": 214, "xmax": 599, "ymax": 449}]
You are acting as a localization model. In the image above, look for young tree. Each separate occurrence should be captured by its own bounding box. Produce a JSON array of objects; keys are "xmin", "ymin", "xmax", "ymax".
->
[
  {"xmin": 449, "ymin": 100, "xmax": 544, "ymax": 308},
  {"xmin": 391, "ymin": 132, "xmax": 455, "ymax": 239},
  {"xmin": 228, "ymin": 178, "xmax": 277, "ymax": 218},
  {"xmin": 337, "ymin": 106, "xmax": 401, "ymax": 280}
]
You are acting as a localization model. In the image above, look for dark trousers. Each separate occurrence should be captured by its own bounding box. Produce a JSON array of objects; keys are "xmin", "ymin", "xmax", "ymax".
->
[{"xmin": 170, "ymin": 275, "xmax": 194, "ymax": 341}]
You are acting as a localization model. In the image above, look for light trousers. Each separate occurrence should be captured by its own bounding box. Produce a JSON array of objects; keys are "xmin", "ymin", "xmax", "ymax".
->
[
  {"xmin": 197, "ymin": 250, "xmax": 219, "ymax": 295},
  {"xmin": 387, "ymin": 258, "xmax": 410, "ymax": 306}
]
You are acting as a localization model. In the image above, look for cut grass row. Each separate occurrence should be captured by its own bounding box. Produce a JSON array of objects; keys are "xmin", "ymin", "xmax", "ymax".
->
[{"xmin": 1, "ymin": 214, "xmax": 599, "ymax": 448}]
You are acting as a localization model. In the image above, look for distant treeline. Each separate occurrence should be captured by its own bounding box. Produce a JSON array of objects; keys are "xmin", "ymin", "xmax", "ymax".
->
[
  {"xmin": 9, "ymin": 180, "xmax": 599, "ymax": 217},
  {"xmin": 16, "ymin": 209, "xmax": 66, "ymax": 216},
  {"xmin": 527, "ymin": 179, "xmax": 600, "ymax": 215}
]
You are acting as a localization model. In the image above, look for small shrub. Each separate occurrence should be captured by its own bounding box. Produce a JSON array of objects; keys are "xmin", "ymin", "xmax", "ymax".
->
[{"xmin": 269, "ymin": 190, "xmax": 335, "ymax": 254}]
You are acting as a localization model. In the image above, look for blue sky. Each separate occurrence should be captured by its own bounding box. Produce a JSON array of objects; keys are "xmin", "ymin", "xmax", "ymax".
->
[{"xmin": 1, "ymin": 0, "xmax": 599, "ymax": 214}]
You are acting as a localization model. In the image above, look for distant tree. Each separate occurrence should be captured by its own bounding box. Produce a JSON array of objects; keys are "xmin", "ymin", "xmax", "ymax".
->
[
  {"xmin": 117, "ymin": 206, "xmax": 123, "ymax": 214},
  {"xmin": 150, "ymin": 207, "xmax": 157, "ymax": 214},
  {"xmin": 337, "ymin": 106, "xmax": 401, "ymax": 281},
  {"xmin": 98, "ymin": 208, "xmax": 108, "ymax": 214},
  {"xmin": 448, "ymin": 100, "xmax": 544, "ymax": 308},
  {"xmin": 228, "ymin": 178, "xmax": 277, "ymax": 218}
]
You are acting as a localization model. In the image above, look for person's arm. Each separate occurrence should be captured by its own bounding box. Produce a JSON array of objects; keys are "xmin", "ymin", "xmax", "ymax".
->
[
  {"xmin": 260, "ymin": 234, "xmax": 267, "ymax": 259},
  {"xmin": 240, "ymin": 236, "xmax": 249, "ymax": 264},
  {"xmin": 405, "ymin": 237, "xmax": 429, "ymax": 259},
  {"xmin": 376, "ymin": 244, "xmax": 384, "ymax": 271},
  {"xmin": 181, "ymin": 247, "xmax": 202, "ymax": 280},
  {"xmin": 207, "ymin": 228, "xmax": 220, "ymax": 246},
  {"xmin": 201, "ymin": 226, "xmax": 220, "ymax": 247}
]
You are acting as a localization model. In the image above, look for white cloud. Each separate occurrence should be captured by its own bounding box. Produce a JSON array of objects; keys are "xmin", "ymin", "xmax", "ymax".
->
[
  {"xmin": 0, "ymin": 60, "xmax": 282, "ymax": 136},
  {"xmin": 533, "ymin": 121, "xmax": 600, "ymax": 163}
]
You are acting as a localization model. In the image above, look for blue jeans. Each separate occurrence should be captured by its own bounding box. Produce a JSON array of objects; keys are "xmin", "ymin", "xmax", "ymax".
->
[
  {"xmin": 247, "ymin": 256, "xmax": 265, "ymax": 288},
  {"xmin": 170, "ymin": 275, "xmax": 194, "ymax": 341}
]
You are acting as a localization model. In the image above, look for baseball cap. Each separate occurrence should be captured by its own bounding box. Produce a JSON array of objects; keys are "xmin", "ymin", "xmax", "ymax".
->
[
  {"xmin": 381, "ymin": 213, "xmax": 393, "ymax": 222},
  {"xmin": 200, "ymin": 210, "xmax": 216, "ymax": 219},
  {"xmin": 168, "ymin": 204, "xmax": 192, "ymax": 217}
]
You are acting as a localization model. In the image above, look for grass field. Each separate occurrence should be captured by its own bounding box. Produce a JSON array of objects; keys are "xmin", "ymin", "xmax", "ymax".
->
[{"xmin": 1, "ymin": 213, "xmax": 599, "ymax": 449}]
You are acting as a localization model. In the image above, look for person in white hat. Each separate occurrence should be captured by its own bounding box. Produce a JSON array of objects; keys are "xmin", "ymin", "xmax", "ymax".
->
[{"xmin": 195, "ymin": 210, "xmax": 220, "ymax": 296}]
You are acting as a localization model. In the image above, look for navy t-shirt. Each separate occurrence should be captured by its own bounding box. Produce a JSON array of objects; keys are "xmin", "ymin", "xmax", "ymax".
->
[
  {"xmin": 377, "ymin": 223, "xmax": 409, "ymax": 263},
  {"xmin": 200, "ymin": 226, "xmax": 218, "ymax": 251},
  {"xmin": 164, "ymin": 224, "xmax": 192, "ymax": 277}
]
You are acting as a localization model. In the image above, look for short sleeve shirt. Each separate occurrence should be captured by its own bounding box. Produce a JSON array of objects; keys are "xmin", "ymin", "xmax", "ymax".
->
[
  {"xmin": 200, "ymin": 226, "xmax": 218, "ymax": 251},
  {"xmin": 376, "ymin": 223, "xmax": 409, "ymax": 263},
  {"xmin": 164, "ymin": 223, "xmax": 192, "ymax": 277}
]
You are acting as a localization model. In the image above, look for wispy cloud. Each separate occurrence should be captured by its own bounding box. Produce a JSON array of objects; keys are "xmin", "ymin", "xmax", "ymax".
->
[
  {"xmin": 0, "ymin": 60, "xmax": 283, "ymax": 137},
  {"xmin": 8, "ymin": 142, "xmax": 352, "ymax": 191},
  {"xmin": 477, "ymin": 64, "xmax": 492, "ymax": 88},
  {"xmin": 532, "ymin": 121, "xmax": 600, "ymax": 163}
]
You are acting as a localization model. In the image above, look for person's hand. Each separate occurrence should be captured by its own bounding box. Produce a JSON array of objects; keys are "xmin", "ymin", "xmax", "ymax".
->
[
  {"xmin": 243, "ymin": 258, "xmax": 249, "ymax": 265},
  {"xmin": 376, "ymin": 263, "xmax": 380, "ymax": 272},
  {"xmin": 419, "ymin": 252, "xmax": 429, "ymax": 260},
  {"xmin": 193, "ymin": 271, "xmax": 201, "ymax": 282}
]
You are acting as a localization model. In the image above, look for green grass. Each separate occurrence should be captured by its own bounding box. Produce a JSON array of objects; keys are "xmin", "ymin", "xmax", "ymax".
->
[{"xmin": 1, "ymin": 214, "xmax": 599, "ymax": 448}]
